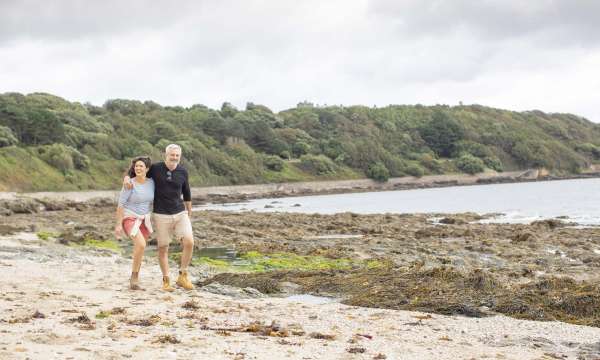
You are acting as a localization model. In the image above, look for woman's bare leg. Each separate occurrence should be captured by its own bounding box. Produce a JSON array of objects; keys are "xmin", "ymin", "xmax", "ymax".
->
[
  {"xmin": 131, "ymin": 233, "xmax": 146, "ymax": 273},
  {"xmin": 130, "ymin": 233, "xmax": 146, "ymax": 290}
]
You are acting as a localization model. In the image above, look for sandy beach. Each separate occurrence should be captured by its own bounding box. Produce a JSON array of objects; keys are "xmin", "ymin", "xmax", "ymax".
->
[
  {"xmin": 3, "ymin": 233, "xmax": 600, "ymax": 360},
  {"xmin": 3, "ymin": 194, "xmax": 600, "ymax": 359}
]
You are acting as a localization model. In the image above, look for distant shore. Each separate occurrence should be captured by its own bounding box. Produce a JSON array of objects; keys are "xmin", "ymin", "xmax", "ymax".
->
[{"xmin": 1, "ymin": 168, "xmax": 600, "ymax": 207}]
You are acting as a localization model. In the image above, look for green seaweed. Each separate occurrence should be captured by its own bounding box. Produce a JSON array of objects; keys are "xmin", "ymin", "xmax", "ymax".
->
[
  {"xmin": 82, "ymin": 239, "xmax": 121, "ymax": 252},
  {"xmin": 36, "ymin": 231, "xmax": 58, "ymax": 240},
  {"xmin": 95, "ymin": 311, "xmax": 111, "ymax": 319},
  {"xmin": 238, "ymin": 251, "xmax": 353, "ymax": 272}
]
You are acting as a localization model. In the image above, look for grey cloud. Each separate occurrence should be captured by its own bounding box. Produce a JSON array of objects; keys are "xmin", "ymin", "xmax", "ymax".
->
[
  {"xmin": 368, "ymin": 0, "xmax": 600, "ymax": 46},
  {"xmin": 0, "ymin": 0, "xmax": 200, "ymax": 44}
]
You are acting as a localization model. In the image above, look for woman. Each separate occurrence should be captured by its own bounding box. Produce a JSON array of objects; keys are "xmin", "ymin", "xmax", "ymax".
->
[{"xmin": 115, "ymin": 156, "xmax": 154, "ymax": 290}]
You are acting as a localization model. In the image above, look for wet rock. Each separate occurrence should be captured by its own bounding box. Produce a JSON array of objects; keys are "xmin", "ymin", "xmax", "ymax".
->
[
  {"xmin": 200, "ymin": 282, "xmax": 266, "ymax": 299},
  {"xmin": 1, "ymin": 198, "xmax": 41, "ymax": 214},
  {"xmin": 531, "ymin": 219, "xmax": 567, "ymax": 229},
  {"xmin": 85, "ymin": 198, "xmax": 114, "ymax": 208},
  {"xmin": 438, "ymin": 217, "xmax": 466, "ymax": 225},
  {"xmin": 36, "ymin": 199, "xmax": 71, "ymax": 211},
  {"xmin": 278, "ymin": 281, "xmax": 302, "ymax": 294},
  {"xmin": 58, "ymin": 229, "xmax": 77, "ymax": 244},
  {"xmin": 511, "ymin": 232, "xmax": 536, "ymax": 243}
]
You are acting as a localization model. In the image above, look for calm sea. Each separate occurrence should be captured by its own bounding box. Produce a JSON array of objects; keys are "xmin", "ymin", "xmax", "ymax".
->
[{"xmin": 194, "ymin": 178, "xmax": 600, "ymax": 225}]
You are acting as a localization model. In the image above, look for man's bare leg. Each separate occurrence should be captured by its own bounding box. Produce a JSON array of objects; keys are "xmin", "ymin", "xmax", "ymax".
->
[
  {"xmin": 177, "ymin": 236, "xmax": 195, "ymax": 290},
  {"xmin": 158, "ymin": 245, "xmax": 174, "ymax": 292},
  {"xmin": 180, "ymin": 235, "xmax": 194, "ymax": 270}
]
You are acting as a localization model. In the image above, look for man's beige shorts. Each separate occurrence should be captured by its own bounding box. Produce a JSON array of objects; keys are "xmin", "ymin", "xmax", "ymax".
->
[{"xmin": 153, "ymin": 211, "xmax": 193, "ymax": 247}]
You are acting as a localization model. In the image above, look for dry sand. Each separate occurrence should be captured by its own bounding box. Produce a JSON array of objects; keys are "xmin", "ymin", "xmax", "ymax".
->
[{"xmin": 2, "ymin": 234, "xmax": 600, "ymax": 360}]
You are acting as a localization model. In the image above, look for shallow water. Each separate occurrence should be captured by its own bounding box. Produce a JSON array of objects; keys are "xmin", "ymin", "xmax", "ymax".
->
[
  {"xmin": 194, "ymin": 178, "xmax": 600, "ymax": 225},
  {"xmin": 196, "ymin": 247, "xmax": 237, "ymax": 260}
]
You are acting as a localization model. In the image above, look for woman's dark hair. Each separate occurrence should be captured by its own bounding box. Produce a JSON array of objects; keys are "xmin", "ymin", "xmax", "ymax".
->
[{"xmin": 127, "ymin": 156, "xmax": 152, "ymax": 178}]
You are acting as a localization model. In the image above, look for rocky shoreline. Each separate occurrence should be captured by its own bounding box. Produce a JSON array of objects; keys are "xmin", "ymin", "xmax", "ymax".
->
[
  {"xmin": 2, "ymin": 169, "xmax": 600, "ymax": 211},
  {"xmin": 3, "ymin": 186, "xmax": 600, "ymax": 358}
]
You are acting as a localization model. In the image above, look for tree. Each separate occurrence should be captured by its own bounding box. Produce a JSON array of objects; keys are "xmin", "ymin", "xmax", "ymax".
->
[{"xmin": 419, "ymin": 111, "xmax": 464, "ymax": 157}]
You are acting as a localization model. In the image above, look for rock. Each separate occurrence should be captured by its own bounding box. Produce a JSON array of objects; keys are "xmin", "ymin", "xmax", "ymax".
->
[
  {"xmin": 2, "ymin": 198, "xmax": 40, "ymax": 214},
  {"xmin": 85, "ymin": 198, "xmax": 115, "ymax": 208},
  {"xmin": 200, "ymin": 282, "xmax": 266, "ymax": 299},
  {"xmin": 439, "ymin": 217, "xmax": 466, "ymax": 225},
  {"xmin": 511, "ymin": 232, "xmax": 536, "ymax": 243},
  {"xmin": 531, "ymin": 219, "xmax": 567, "ymax": 229},
  {"xmin": 278, "ymin": 281, "xmax": 302, "ymax": 294},
  {"xmin": 58, "ymin": 229, "xmax": 79, "ymax": 244},
  {"xmin": 32, "ymin": 310, "xmax": 46, "ymax": 319},
  {"xmin": 0, "ymin": 224, "xmax": 23, "ymax": 235},
  {"xmin": 37, "ymin": 199, "xmax": 70, "ymax": 211}
]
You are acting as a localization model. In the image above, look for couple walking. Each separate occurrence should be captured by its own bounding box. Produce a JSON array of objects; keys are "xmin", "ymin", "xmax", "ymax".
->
[{"xmin": 114, "ymin": 143, "xmax": 195, "ymax": 291}]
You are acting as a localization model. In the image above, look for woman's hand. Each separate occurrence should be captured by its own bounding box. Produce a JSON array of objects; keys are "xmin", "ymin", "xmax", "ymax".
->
[
  {"xmin": 114, "ymin": 224, "xmax": 124, "ymax": 239},
  {"xmin": 123, "ymin": 176, "xmax": 133, "ymax": 190}
]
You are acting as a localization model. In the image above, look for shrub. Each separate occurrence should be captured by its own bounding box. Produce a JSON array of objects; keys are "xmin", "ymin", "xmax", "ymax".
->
[
  {"xmin": 419, "ymin": 153, "xmax": 442, "ymax": 173},
  {"xmin": 37, "ymin": 143, "xmax": 90, "ymax": 173},
  {"xmin": 72, "ymin": 150, "xmax": 90, "ymax": 170},
  {"xmin": 38, "ymin": 144, "xmax": 74, "ymax": 174},
  {"xmin": 483, "ymin": 156, "xmax": 503, "ymax": 172},
  {"xmin": 0, "ymin": 126, "xmax": 18, "ymax": 147},
  {"xmin": 299, "ymin": 154, "xmax": 335, "ymax": 175},
  {"xmin": 456, "ymin": 154, "xmax": 485, "ymax": 174},
  {"xmin": 279, "ymin": 150, "xmax": 291, "ymax": 160},
  {"xmin": 292, "ymin": 141, "xmax": 310, "ymax": 157},
  {"xmin": 405, "ymin": 163, "xmax": 425, "ymax": 177},
  {"xmin": 263, "ymin": 155, "xmax": 284, "ymax": 171},
  {"xmin": 366, "ymin": 162, "xmax": 390, "ymax": 182}
]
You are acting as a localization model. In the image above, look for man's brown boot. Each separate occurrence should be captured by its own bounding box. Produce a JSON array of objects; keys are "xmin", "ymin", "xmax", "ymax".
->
[
  {"xmin": 162, "ymin": 276, "xmax": 175, "ymax": 292},
  {"xmin": 176, "ymin": 270, "xmax": 194, "ymax": 290}
]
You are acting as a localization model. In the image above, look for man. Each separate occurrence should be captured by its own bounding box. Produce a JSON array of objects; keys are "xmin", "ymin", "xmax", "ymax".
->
[{"xmin": 125, "ymin": 143, "xmax": 194, "ymax": 291}]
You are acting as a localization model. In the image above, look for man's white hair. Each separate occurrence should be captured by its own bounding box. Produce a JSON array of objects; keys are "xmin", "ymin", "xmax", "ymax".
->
[{"xmin": 165, "ymin": 143, "xmax": 182, "ymax": 154}]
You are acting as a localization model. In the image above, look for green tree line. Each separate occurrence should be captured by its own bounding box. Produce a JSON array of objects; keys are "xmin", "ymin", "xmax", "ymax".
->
[{"xmin": 1, "ymin": 92, "xmax": 599, "ymax": 191}]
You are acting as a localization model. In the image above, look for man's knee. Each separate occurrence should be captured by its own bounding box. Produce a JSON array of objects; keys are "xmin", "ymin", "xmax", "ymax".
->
[
  {"xmin": 181, "ymin": 236, "xmax": 194, "ymax": 248},
  {"xmin": 158, "ymin": 245, "xmax": 169, "ymax": 254}
]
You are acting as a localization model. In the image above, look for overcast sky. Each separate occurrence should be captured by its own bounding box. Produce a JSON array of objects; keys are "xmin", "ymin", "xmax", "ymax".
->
[{"xmin": 1, "ymin": 0, "xmax": 599, "ymax": 121}]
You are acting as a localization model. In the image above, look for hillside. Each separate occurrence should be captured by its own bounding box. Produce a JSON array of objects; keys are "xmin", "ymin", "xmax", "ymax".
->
[{"xmin": 1, "ymin": 92, "xmax": 599, "ymax": 191}]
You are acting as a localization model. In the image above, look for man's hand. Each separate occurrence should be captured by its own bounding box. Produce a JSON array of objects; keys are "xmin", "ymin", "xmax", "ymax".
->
[{"xmin": 123, "ymin": 176, "xmax": 133, "ymax": 190}]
